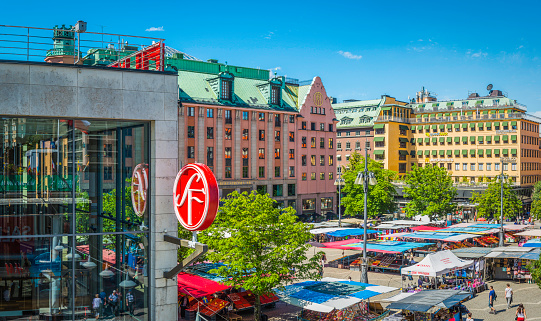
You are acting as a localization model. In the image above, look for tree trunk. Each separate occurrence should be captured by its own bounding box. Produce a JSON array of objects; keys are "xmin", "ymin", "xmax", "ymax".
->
[{"xmin": 253, "ymin": 294, "xmax": 261, "ymax": 321}]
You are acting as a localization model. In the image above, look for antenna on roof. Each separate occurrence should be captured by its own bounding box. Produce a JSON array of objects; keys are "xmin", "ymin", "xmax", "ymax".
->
[{"xmin": 487, "ymin": 84, "xmax": 493, "ymax": 91}]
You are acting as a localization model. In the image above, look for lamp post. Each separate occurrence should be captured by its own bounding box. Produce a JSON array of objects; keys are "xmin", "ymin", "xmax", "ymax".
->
[
  {"xmin": 354, "ymin": 147, "xmax": 377, "ymax": 283},
  {"xmin": 334, "ymin": 172, "xmax": 345, "ymax": 227},
  {"xmin": 497, "ymin": 158, "xmax": 509, "ymax": 247}
]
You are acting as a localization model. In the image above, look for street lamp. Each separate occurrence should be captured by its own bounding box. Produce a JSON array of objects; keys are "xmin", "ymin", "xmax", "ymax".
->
[
  {"xmin": 496, "ymin": 158, "xmax": 511, "ymax": 247},
  {"xmin": 334, "ymin": 172, "xmax": 345, "ymax": 227},
  {"xmin": 354, "ymin": 147, "xmax": 377, "ymax": 283}
]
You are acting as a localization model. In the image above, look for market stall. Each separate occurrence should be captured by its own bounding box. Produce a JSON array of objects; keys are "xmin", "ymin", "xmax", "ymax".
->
[
  {"xmin": 451, "ymin": 247, "xmax": 492, "ymax": 282},
  {"xmin": 275, "ymin": 277, "xmax": 397, "ymax": 321},
  {"xmin": 384, "ymin": 289, "xmax": 471, "ymax": 321},
  {"xmin": 311, "ymin": 227, "xmax": 379, "ymax": 243},
  {"xmin": 522, "ymin": 238, "xmax": 541, "ymax": 247},
  {"xmin": 177, "ymin": 272, "xmax": 231, "ymax": 320},
  {"xmin": 485, "ymin": 247, "xmax": 540, "ymax": 281},
  {"xmin": 381, "ymin": 231, "xmax": 482, "ymax": 250}
]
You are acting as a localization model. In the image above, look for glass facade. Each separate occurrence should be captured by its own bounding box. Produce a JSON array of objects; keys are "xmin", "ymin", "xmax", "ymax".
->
[{"xmin": 0, "ymin": 118, "xmax": 150, "ymax": 320}]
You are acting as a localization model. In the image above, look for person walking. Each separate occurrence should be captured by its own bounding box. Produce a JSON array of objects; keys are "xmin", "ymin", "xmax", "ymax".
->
[
  {"xmin": 488, "ymin": 286, "xmax": 496, "ymax": 314},
  {"xmin": 126, "ymin": 290, "xmax": 135, "ymax": 315},
  {"xmin": 465, "ymin": 312, "xmax": 473, "ymax": 321},
  {"xmin": 505, "ymin": 283, "xmax": 513, "ymax": 309},
  {"xmin": 516, "ymin": 303, "xmax": 526, "ymax": 321},
  {"xmin": 179, "ymin": 296, "xmax": 189, "ymax": 319},
  {"xmin": 92, "ymin": 294, "xmax": 101, "ymax": 320},
  {"xmin": 108, "ymin": 290, "xmax": 119, "ymax": 316}
]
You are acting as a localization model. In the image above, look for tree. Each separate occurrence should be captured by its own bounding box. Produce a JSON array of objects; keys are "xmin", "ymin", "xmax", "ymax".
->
[
  {"xmin": 530, "ymin": 182, "xmax": 541, "ymax": 221},
  {"xmin": 341, "ymin": 152, "xmax": 397, "ymax": 218},
  {"xmin": 472, "ymin": 178, "xmax": 522, "ymax": 220},
  {"xmin": 404, "ymin": 164, "xmax": 457, "ymax": 221},
  {"xmin": 199, "ymin": 191, "xmax": 323, "ymax": 321},
  {"xmin": 527, "ymin": 257, "xmax": 541, "ymax": 289}
]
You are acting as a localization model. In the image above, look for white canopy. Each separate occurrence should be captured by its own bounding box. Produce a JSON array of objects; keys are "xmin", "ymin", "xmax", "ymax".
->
[
  {"xmin": 515, "ymin": 229, "xmax": 541, "ymax": 237},
  {"xmin": 400, "ymin": 250, "xmax": 474, "ymax": 277}
]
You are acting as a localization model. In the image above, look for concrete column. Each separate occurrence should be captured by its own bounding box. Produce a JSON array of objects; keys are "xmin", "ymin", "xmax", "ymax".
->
[
  {"xmin": 178, "ymin": 108, "xmax": 185, "ymax": 168},
  {"xmin": 197, "ymin": 107, "xmax": 205, "ymax": 163},
  {"xmin": 251, "ymin": 112, "xmax": 257, "ymax": 178},
  {"xmin": 267, "ymin": 113, "xmax": 273, "ymax": 180}
]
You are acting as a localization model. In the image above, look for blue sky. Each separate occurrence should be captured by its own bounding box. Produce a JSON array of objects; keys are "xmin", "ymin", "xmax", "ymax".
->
[{"xmin": 3, "ymin": 0, "xmax": 541, "ymax": 113}]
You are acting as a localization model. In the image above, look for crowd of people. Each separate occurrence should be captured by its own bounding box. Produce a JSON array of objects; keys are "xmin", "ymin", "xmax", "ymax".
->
[
  {"xmin": 486, "ymin": 284, "xmax": 527, "ymax": 319},
  {"xmin": 91, "ymin": 289, "xmax": 136, "ymax": 319}
]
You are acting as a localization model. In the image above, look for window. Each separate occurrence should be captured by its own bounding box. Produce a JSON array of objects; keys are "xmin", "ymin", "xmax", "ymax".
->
[
  {"xmin": 302, "ymin": 137, "xmax": 307, "ymax": 148},
  {"xmin": 125, "ymin": 144, "xmax": 132, "ymax": 158},
  {"xmin": 455, "ymin": 163, "xmax": 460, "ymax": 171},
  {"xmin": 321, "ymin": 197, "xmax": 333, "ymax": 210},
  {"xmin": 479, "ymin": 163, "xmax": 484, "ymax": 171},
  {"xmin": 329, "ymin": 172, "xmax": 334, "ymax": 180},
  {"xmin": 487, "ymin": 163, "xmax": 492, "ymax": 171},
  {"xmin": 302, "ymin": 121, "xmax": 307, "ymax": 130},
  {"xmin": 302, "ymin": 155, "xmax": 307, "ymax": 166},
  {"xmin": 346, "ymin": 131, "xmax": 351, "ymax": 136},
  {"xmin": 311, "ymin": 155, "xmax": 316, "ymax": 166},
  {"xmin": 495, "ymin": 163, "xmax": 500, "ymax": 171},
  {"xmin": 289, "ymin": 115, "xmax": 295, "ymax": 123},
  {"xmin": 320, "ymin": 172, "xmax": 325, "ymax": 180},
  {"xmin": 187, "ymin": 146, "xmax": 195, "ymax": 159},
  {"xmin": 187, "ymin": 126, "xmax": 195, "ymax": 138},
  {"xmin": 207, "ymin": 127, "xmax": 214, "ymax": 139},
  {"xmin": 288, "ymin": 184, "xmax": 296, "ymax": 196},
  {"xmin": 337, "ymin": 142, "xmax": 342, "ymax": 149},
  {"xmin": 259, "ymin": 148, "xmax": 265, "ymax": 159},
  {"xmin": 242, "ymin": 148, "xmax": 249, "ymax": 166},
  {"xmin": 329, "ymin": 155, "xmax": 334, "ymax": 166},
  {"xmin": 275, "ymin": 166, "xmax": 281, "ymax": 177},
  {"xmin": 289, "ymin": 131, "xmax": 295, "ymax": 142},
  {"xmin": 311, "ymin": 122, "xmax": 316, "ymax": 130},
  {"xmin": 225, "ymin": 147, "xmax": 231, "ymax": 166},
  {"xmin": 242, "ymin": 129, "xmax": 249, "ymax": 140},
  {"xmin": 275, "ymin": 130, "xmax": 280, "ymax": 142},
  {"xmin": 337, "ymin": 132, "xmax": 342, "ymax": 137},
  {"xmin": 399, "ymin": 163, "xmax": 406, "ymax": 173},
  {"xmin": 512, "ymin": 163, "xmax": 517, "ymax": 171},
  {"xmin": 311, "ymin": 137, "xmax": 316, "ymax": 148},
  {"xmin": 447, "ymin": 163, "xmax": 452, "ymax": 170},
  {"xmin": 463, "ymin": 163, "xmax": 467, "ymax": 171},
  {"xmin": 329, "ymin": 138, "xmax": 334, "ymax": 149},
  {"xmin": 258, "ymin": 166, "xmax": 266, "ymax": 178},
  {"xmin": 104, "ymin": 166, "xmax": 113, "ymax": 180},
  {"xmin": 270, "ymin": 86, "xmax": 281, "ymax": 105},
  {"xmin": 346, "ymin": 142, "xmax": 351, "ymax": 149},
  {"xmin": 272, "ymin": 184, "xmax": 283, "ymax": 196},
  {"xmin": 259, "ymin": 113, "xmax": 265, "ymax": 121},
  {"xmin": 207, "ymin": 147, "xmax": 214, "ymax": 166},
  {"xmin": 328, "ymin": 124, "xmax": 333, "ymax": 132},
  {"xmin": 320, "ymin": 137, "xmax": 325, "ymax": 148},
  {"xmin": 225, "ymin": 128, "xmax": 232, "ymax": 140},
  {"xmin": 356, "ymin": 131, "xmax": 361, "ymax": 136},
  {"xmin": 225, "ymin": 110, "xmax": 232, "ymax": 124},
  {"xmin": 400, "ymin": 129, "xmax": 406, "ymax": 136},
  {"xmin": 311, "ymin": 173, "xmax": 316, "ymax": 180},
  {"xmin": 503, "ymin": 163, "xmax": 508, "ymax": 171},
  {"xmin": 302, "ymin": 173, "xmax": 307, "ymax": 181},
  {"xmin": 366, "ymin": 141, "xmax": 370, "ymax": 148},
  {"xmin": 289, "ymin": 149, "xmax": 295, "ymax": 159},
  {"xmin": 241, "ymin": 111, "xmax": 249, "ymax": 120},
  {"xmin": 320, "ymin": 123, "xmax": 325, "ymax": 131},
  {"xmin": 275, "ymin": 114, "xmax": 281, "ymax": 127},
  {"xmin": 320, "ymin": 155, "xmax": 325, "ymax": 166},
  {"xmin": 207, "ymin": 108, "xmax": 214, "ymax": 118},
  {"xmin": 470, "ymin": 163, "xmax": 475, "ymax": 171},
  {"xmin": 257, "ymin": 185, "xmax": 267, "ymax": 195},
  {"xmin": 289, "ymin": 166, "xmax": 295, "ymax": 177},
  {"xmin": 187, "ymin": 107, "xmax": 195, "ymax": 116},
  {"xmin": 275, "ymin": 148, "xmax": 280, "ymax": 159},
  {"xmin": 242, "ymin": 166, "xmax": 249, "ymax": 178},
  {"xmin": 221, "ymin": 79, "xmax": 232, "ymax": 100},
  {"xmin": 303, "ymin": 199, "xmax": 316, "ymax": 210},
  {"xmin": 259, "ymin": 130, "xmax": 265, "ymax": 141},
  {"xmin": 104, "ymin": 144, "xmax": 113, "ymax": 157}
]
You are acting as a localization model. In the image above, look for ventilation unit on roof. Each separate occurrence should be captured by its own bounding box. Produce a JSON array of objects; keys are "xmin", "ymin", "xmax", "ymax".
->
[
  {"xmin": 343, "ymin": 99, "xmax": 360, "ymax": 103},
  {"xmin": 468, "ymin": 92, "xmax": 480, "ymax": 99}
]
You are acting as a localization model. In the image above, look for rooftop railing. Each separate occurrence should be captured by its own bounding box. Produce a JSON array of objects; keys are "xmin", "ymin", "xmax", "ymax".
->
[
  {"xmin": 376, "ymin": 112, "xmax": 541, "ymax": 124},
  {"xmin": 0, "ymin": 24, "xmax": 165, "ymax": 71}
]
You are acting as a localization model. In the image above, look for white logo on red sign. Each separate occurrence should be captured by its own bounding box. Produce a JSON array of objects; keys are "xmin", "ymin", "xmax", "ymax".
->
[
  {"xmin": 131, "ymin": 164, "xmax": 149, "ymax": 217},
  {"xmin": 173, "ymin": 163, "xmax": 219, "ymax": 231}
]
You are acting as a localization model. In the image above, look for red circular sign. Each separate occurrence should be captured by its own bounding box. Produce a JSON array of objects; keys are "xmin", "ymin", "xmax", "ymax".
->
[
  {"xmin": 131, "ymin": 164, "xmax": 149, "ymax": 217},
  {"xmin": 173, "ymin": 163, "xmax": 219, "ymax": 231}
]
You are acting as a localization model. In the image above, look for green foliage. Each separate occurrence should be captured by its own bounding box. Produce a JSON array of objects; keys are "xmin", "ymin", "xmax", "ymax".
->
[
  {"xmin": 530, "ymin": 182, "xmax": 541, "ymax": 221},
  {"xmin": 199, "ymin": 192, "xmax": 323, "ymax": 321},
  {"xmin": 527, "ymin": 257, "xmax": 541, "ymax": 290},
  {"xmin": 472, "ymin": 178, "xmax": 522, "ymax": 219},
  {"xmin": 404, "ymin": 164, "xmax": 457, "ymax": 220},
  {"xmin": 340, "ymin": 152, "xmax": 397, "ymax": 218},
  {"xmin": 178, "ymin": 224, "xmax": 194, "ymax": 261}
]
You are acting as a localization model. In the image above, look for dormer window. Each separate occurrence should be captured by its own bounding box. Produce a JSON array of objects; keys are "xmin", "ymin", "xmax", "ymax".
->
[
  {"xmin": 221, "ymin": 79, "xmax": 232, "ymax": 100},
  {"xmin": 271, "ymin": 86, "xmax": 280, "ymax": 105}
]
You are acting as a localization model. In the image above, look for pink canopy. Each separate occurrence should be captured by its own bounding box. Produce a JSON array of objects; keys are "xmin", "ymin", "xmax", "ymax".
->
[
  {"xmin": 178, "ymin": 272, "xmax": 230, "ymax": 298},
  {"xmin": 410, "ymin": 226, "xmax": 441, "ymax": 231},
  {"xmin": 322, "ymin": 239, "xmax": 400, "ymax": 254}
]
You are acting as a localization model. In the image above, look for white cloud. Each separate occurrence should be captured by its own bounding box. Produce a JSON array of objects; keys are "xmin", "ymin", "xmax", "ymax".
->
[
  {"xmin": 418, "ymin": 39, "xmax": 424, "ymax": 42},
  {"xmin": 517, "ymin": 45, "xmax": 524, "ymax": 49},
  {"xmin": 145, "ymin": 26, "xmax": 164, "ymax": 32},
  {"xmin": 338, "ymin": 51, "xmax": 362, "ymax": 60},
  {"xmin": 273, "ymin": 67, "xmax": 281, "ymax": 71},
  {"xmin": 466, "ymin": 50, "xmax": 488, "ymax": 58},
  {"xmin": 264, "ymin": 31, "xmax": 274, "ymax": 39}
]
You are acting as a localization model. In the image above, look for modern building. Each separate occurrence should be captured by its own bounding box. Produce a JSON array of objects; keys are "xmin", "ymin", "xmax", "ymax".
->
[
  {"xmin": 171, "ymin": 56, "xmax": 337, "ymax": 220},
  {"xmin": 333, "ymin": 95, "xmax": 408, "ymax": 171},
  {"xmin": 0, "ymin": 29, "xmax": 180, "ymax": 321}
]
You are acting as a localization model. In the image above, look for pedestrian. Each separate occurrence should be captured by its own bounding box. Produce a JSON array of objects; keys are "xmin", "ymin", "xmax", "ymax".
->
[
  {"xmin": 465, "ymin": 312, "xmax": 473, "ymax": 321},
  {"xmin": 180, "ymin": 295, "xmax": 189, "ymax": 318},
  {"xmin": 488, "ymin": 285, "xmax": 496, "ymax": 314},
  {"xmin": 417, "ymin": 276, "xmax": 423, "ymax": 288},
  {"xmin": 516, "ymin": 303, "xmax": 526, "ymax": 321},
  {"xmin": 348, "ymin": 276, "xmax": 352, "ymax": 282},
  {"xmin": 126, "ymin": 290, "xmax": 135, "ymax": 315},
  {"xmin": 505, "ymin": 283, "xmax": 513, "ymax": 309},
  {"xmin": 92, "ymin": 294, "xmax": 101, "ymax": 320},
  {"xmin": 108, "ymin": 290, "xmax": 119, "ymax": 316}
]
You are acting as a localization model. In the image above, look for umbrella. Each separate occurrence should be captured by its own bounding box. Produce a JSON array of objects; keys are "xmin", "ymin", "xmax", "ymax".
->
[{"xmin": 308, "ymin": 241, "xmax": 326, "ymax": 248}]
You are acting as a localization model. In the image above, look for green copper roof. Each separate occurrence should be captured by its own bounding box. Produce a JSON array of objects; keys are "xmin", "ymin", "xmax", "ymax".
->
[{"xmin": 333, "ymin": 97, "xmax": 386, "ymax": 129}]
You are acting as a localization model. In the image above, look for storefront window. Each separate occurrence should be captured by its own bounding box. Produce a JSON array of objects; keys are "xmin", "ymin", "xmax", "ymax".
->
[
  {"xmin": 302, "ymin": 199, "xmax": 316, "ymax": 210},
  {"xmin": 321, "ymin": 197, "xmax": 333, "ymax": 210},
  {"xmin": 0, "ymin": 118, "xmax": 150, "ymax": 320}
]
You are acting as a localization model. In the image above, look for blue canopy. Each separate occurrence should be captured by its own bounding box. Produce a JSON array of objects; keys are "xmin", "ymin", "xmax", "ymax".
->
[
  {"xmin": 326, "ymin": 228, "xmax": 379, "ymax": 237},
  {"xmin": 341, "ymin": 241, "xmax": 434, "ymax": 253},
  {"xmin": 523, "ymin": 239, "xmax": 541, "ymax": 248}
]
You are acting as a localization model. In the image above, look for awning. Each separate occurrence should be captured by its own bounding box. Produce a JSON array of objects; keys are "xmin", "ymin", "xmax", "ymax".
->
[
  {"xmin": 477, "ymin": 136, "xmax": 483, "ymax": 142},
  {"xmin": 439, "ymin": 124, "xmax": 445, "ymax": 129},
  {"xmin": 462, "ymin": 123, "xmax": 467, "ymax": 128},
  {"xmin": 399, "ymin": 125, "xmax": 409, "ymax": 130},
  {"xmin": 374, "ymin": 137, "xmax": 385, "ymax": 142},
  {"xmin": 401, "ymin": 250, "xmax": 474, "ymax": 277},
  {"xmin": 432, "ymin": 137, "xmax": 437, "ymax": 143},
  {"xmin": 452, "ymin": 247, "xmax": 493, "ymax": 259},
  {"xmin": 424, "ymin": 150, "xmax": 430, "ymax": 155},
  {"xmin": 446, "ymin": 137, "xmax": 452, "ymax": 142},
  {"xmin": 374, "ymin": 124, "xmax": 385, "ymax": 129},
  {"xmin": 325, "ymin": 228, "xmax": 379, "ymax": 237},
  {"xmin": 446, "ymin": 150, "xmax": 452, "ymax": 156},
  {"xmin": 462, "ymin": 149, "xmax": 467, "ymax": 155},
  {"xmin": 494, "ymin": 121, "xmax": 500, "ymax": 126},
  {"xmin": 424, "ymin": 125, "xmax": 430, "ymax": 129},
  {"xmin": 503, "ymin": 121, "xmax": 508, "ymax": 126},
  {"xmin": 374, "ymin": 150, "xmax": 384, "ymax": 155},
  {"xmin": 511, "ymin": 135, "xmax": 517, "ymax": 141},
  {"xmin": 478, "ymin": 123, "xmax": 484, "ymax": 128},
  {"xmin": 494, "ymin": 136, "xmax": 500, "ymax": 142},
  {"xmin": 511, "ymin": 148, "xmax": 517, "ymax": 155},
  {"xmin": 470, "ymin": 149, "xmax": 475, "ymax": 155},
  {"xmin": 399, "ymin": 137, "xmax": 409, "ymax": 142},
  {"xmin": 454, "ymin": 137, "xmax": 460, "ymax": 142},
  {"xmin": 417, "ymin": 150, "xmax": 423, "ymax": 155},
  {"xmin": 486, "ymin": 136, "xmax": 492, "ymax": 142},
  {"xmin": 486, "ymin": 149, "xmax": 492, "ymax": 155},
  {"xmin": 324, "ymin": 239, "xmax": 434, "ymax": 254},
  {"xmin": 486, "ymin": 122, "xmax": 492, "ymax": 127},
  {"xmin": 454, "ymin": 124, "xmax": 460, "ymax": 128},
  {"xmin": 399, "ymin": 150, "xmax": 409, "ymax": 155},
  {"xmin": 469, "ymin": 123, "xmax": 475, "ymax": 128},
  {"xmin": 511, "ymin": 121, "xmax": 517, "ymax": 126},
  {"xmin": 439, "ymin": 150, "xmax": 445, "ymax": 156},
  {"xmin": 178, "ymin": 272, "xmax": 230, "ymax": 298},
  {"xmin": 494, "ymin": 148, "xmax": 500, "ymax": 154},
  {"xmin": 470, "ymin": 136, "xmax": 475, "ymax": 142},
  {"xmin": 502, "ymin": 149, "xmax": 509, "ymax": 155},
  {"xmin": 502, "ymin": 135, "xmax": 509, "ymax": 141},
  {"xmin": 425, "ymin": 138, "xmax": 430, "ymax": 143},
  {"xmin": 439, "ymin": 137, "xmax": 445, "ymax": 142},
  {"xmin": 516, "ymin": 230, "xmax": 541, "ymax": 237},
  {"xmin": 431, "ymin": 150, "xmax": 437, "ymax": 156},
  {"xmin": 454, "ymin": 150, "xmax": 460, "ymax": 156},
  {"xmin": 387, "ymin": 290, "xmax": 471, "ymax": 312},
  {"xmin": 478, "ymin": 149, "xmax": 484, "ymax": 156},
  {"xmin": 462, "ymin": 136, "xmax": 468, "ymax": 142}
]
